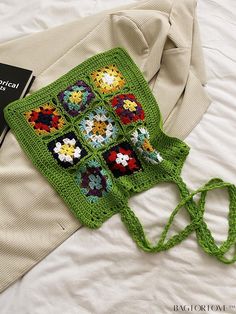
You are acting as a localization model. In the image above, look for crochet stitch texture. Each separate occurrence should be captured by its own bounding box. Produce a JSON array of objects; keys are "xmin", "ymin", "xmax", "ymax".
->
[{"xmin": 4, "ymin": 48, "xmax": 236, "ymax": 264}]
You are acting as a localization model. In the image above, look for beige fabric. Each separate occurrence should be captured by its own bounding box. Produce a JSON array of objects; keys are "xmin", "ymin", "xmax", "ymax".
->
[{"xmin": 0, "ymin": 0, "xmax": 210, "ymax": 293}]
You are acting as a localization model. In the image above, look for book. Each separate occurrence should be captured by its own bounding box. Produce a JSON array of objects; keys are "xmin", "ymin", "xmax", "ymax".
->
[{"xmin": 0, "ymin": 63, "xmax": 34, "ymax": 146}]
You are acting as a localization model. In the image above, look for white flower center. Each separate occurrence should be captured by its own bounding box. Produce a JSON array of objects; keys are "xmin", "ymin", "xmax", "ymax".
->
[
  {"xmin": 102, "ymin": 73, "xmax": 115, "ymax": 85},
  {"xmin": 116, "ymin": 153, "xmax": 130, "ymax": 166}
]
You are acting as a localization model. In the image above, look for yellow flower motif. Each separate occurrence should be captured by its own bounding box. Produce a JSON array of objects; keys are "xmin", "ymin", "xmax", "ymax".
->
[
  {"xmin": 92, "ymin": 121, "xmax": 107, "ymax": 135},
  {"xmin": 142, "ymin": 139, "xmax": 154, "ymax": 152},
  {"xmin": 91, "ymin": 64, "xmax": 125, "ymax": 94},
  {"xmin": 69, "ymin": 91, "xmax": 82, "ymax": 104},
  {"xmin": 123, "ymin": 100, "xmax": 137, "ymax": 112},
  {"xmin": 59, "ymin": 143, "xmax": 75, "ymax": 156}
]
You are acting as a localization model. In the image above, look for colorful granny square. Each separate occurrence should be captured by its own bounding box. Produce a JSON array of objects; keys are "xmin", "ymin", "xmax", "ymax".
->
[
  {"xmin": 48, "ymin": 131, "xmax": 87, "ymax": 168},
  {"xmin": 57, "ymin": 80, "xmax": 95, "ymax": 117},
  {"xmin": 75, "ymin": 159, "xmax": 112, "ymax": 203},
  {"xmin": 110, "ymin": 94, "xmax": 145, "ymax": 125},
  {"xmin": 91, "ymin": 64, "xmax": 125, "ymax": 94},
  {"xmin": 79, "ymin": 106, "xmax": 118, "ymax": 149},
  {"xmin": 131, "ymin": 127, "xmax": 163, "ymax": 164},
  {"xmin": 103, "ymin": 142, "xmax": 142, "ymax": 178},
  {"xmin": 24, "ymin": 103, "xmax": 65, "ymax": 135}
]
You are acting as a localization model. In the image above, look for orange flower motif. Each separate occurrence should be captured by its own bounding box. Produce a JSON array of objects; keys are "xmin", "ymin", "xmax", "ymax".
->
[
  {"xmin": 142, "ymin": 139, "xmax": 154, "ymax": 152},
  {"xmin": 92, "ymin": 121, "xmax": 107, "ymax": 135}
]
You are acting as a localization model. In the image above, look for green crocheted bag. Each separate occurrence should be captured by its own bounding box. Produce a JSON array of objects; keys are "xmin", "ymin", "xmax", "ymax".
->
[{"xmin": 4, "ymin": 48, "xmax": 236, "ymax": 264}]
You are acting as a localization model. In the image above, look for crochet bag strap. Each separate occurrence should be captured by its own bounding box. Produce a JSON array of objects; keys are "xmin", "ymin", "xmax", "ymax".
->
[{"xmin": 120, "ymin": 177, "xmax": 236, "ymax": 264}]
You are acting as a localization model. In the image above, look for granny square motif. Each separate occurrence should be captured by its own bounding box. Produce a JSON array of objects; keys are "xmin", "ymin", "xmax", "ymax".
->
[
  {"xmin": 103, "ymin": 142, "xmax": 142, "ymax": 178},
  {"xmin": 48, "ymin": 131, "xmax": 87, "ymax": 168},
  {"xmin": 91, "ymin": 64, "xmax": 125, "ymax": 94},
  {"xmin": 75, "ymin": 159, "xmax": 112, "ymax": 204},
  {"xmin": 4, "ymin": 48, "xmax": 236, "ymax": 264},
  {"xmin": 79, "ymin": 106, "xmax": 119, "ymax": 149},
  {"xmin": 57, "ymin": 80, "xmax": 95, "ymax": 117},
  {"xmin": 24, "ymin": 102, "xmax": 66, "ymax": 135},
  {"xmin": 111, "ymin": 94, "xmax": 145, "ymax": 124}
]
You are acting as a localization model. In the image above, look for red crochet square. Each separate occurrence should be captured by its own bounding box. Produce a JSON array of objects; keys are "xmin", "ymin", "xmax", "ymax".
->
[
  {"xmin": 103, "ymin": 142, "xmax": 142, "ymax": 178},
  {"xmin": 110, "ymin": 94, "xmax": 145, "ymax": 125}
]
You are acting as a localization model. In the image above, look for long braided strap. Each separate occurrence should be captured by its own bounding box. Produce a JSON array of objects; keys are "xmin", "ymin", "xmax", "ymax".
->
[{"xmin": 120, "ymin": 178, "xmax": 236, "ymax": 264}]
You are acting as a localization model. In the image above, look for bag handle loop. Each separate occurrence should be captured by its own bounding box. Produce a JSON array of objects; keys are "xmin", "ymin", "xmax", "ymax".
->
[{"xmin": 120, "ymin": 177, "xmax": 236, "ymax": 264}]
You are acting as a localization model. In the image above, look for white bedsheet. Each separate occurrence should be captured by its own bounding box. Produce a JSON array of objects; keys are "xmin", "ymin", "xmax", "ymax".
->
[{"xmin": 1, "ymin": 0, "xmax": 236, "ymax": 313}]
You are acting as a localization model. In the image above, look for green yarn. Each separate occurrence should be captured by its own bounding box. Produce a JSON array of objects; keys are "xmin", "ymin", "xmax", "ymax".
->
[{"xmin": 4, "ymin": 48, "xmax": 236, "ymax": 264}]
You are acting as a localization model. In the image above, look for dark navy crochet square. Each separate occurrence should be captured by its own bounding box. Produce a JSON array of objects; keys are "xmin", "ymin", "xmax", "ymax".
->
[{"xmin": 48, "ymin": 131, "xmax": 87, "ymax": 168}]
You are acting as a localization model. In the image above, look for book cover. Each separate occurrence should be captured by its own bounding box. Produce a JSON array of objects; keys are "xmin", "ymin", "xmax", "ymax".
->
[{"xmin": 0, "ymin": 63, "xmax": 34, "ymax": 145}]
